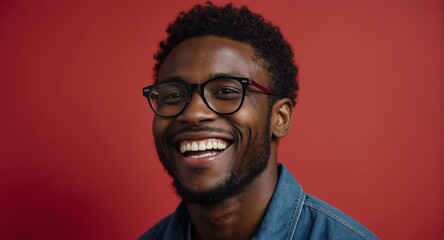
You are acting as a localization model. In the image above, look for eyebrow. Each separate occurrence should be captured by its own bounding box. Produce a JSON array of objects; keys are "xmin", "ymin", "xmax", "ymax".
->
[
  {"xmin": 158, "ymin": 76, "xmax": 185, "ymax": 83},
  {"xmin": 207, "ymin": 72, "xmax": 245, "ymax": 79},
  {"xmin": 159, "ymin": 72, "xmax": 246, "ymax": 83}
]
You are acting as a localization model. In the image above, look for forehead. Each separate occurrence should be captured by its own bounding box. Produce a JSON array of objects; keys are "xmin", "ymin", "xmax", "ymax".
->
[{"xmin": 158, "ymin": 36, "xmax": 267, "ymax": 83}]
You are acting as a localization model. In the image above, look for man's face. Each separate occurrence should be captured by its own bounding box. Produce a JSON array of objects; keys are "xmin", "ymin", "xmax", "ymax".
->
[{"xmin": 153, "ymin": 36, "xmax": 273, "ymax": 204}]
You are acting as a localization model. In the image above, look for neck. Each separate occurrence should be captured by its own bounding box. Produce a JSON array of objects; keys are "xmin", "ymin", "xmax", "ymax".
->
[{"xmin": 186, "ymin": 160, "xmax": 278, "ymax": 240}]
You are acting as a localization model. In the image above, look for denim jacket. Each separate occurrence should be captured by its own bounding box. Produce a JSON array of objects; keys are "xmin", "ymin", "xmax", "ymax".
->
[{"xmin": 139, "ymin": 164, "xmax": 379, "ymax": 240}]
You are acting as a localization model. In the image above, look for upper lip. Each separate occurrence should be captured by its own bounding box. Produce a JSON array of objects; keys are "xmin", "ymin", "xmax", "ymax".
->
[{"xmin": 171, "ymin": 131, "xmax": 234, "ymax": 146}]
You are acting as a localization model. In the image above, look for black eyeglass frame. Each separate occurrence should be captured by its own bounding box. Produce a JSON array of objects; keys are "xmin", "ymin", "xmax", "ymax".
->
[{"xmin": 142, "ymin": 76, "xmax": 274, "ymax": 117}]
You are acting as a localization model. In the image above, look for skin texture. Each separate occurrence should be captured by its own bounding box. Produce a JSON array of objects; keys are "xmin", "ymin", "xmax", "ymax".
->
[{"xmin": 153, "ymin": 36, "xmax": 293, "ymax": 240}]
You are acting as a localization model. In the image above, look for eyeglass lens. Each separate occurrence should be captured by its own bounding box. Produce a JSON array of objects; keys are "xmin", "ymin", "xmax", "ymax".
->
[{"xmin": 149, "ymin": 78, "xmax": 244, "ymax": 116}]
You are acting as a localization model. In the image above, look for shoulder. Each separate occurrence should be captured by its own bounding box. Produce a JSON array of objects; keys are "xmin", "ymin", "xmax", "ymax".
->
[
  {"xmin": 295, "ymin": 194, "xmax": 379, "ymax": 240},
  {"xmin": 138, "ymin": 214, "xmax": 174, "ymax": 240},
  {"xmin": 253, "ymin": 164, "xmax": 379, "ymax": 240},
  {"xmin": 138, "ymin": 203, "xmax": 189, "ymax": 240}
]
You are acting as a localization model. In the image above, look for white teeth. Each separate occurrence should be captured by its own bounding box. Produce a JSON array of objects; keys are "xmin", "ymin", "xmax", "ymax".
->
[
  {"xmin": 180, "ymin": 145, "xmax": 186, "ymax": 153},
  {"xmin": 191, "ymin": 142, "xmax": 198, "ymax": 151},
  {"xmin": 198, "ymin": 142, "xmax": 206, "ymax": 151},
  {"xmin": 179, "ymin": 139, "xmax": 228, "ymax": 154}
]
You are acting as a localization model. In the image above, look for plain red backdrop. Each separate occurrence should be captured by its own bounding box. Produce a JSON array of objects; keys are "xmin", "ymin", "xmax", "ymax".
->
[{"xmin": 1, "ymin": 0, "xmax": 443, "ymax": 239}]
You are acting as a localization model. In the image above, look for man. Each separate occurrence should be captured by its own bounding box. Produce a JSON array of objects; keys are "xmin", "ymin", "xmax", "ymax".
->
[{"xmin": 140, "ymin": 3, "xmax": 378, "ymax": 240}]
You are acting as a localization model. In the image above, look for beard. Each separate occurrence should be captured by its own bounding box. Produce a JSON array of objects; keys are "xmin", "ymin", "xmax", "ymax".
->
[{"xmin": 155, "ymin": 113, "xmax": 272, "ymax": 205}]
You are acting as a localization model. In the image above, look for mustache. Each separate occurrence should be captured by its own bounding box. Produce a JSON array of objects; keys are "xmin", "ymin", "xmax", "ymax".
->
[{"xmin": 169, "ymin": 126, "xmax": 230, "ymax": 140}]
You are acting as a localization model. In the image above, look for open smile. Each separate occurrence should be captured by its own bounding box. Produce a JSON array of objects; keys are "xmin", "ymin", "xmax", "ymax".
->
[
  {"xmin": 179, "ymin": 138, "xmax": 229, "ymax": 158},
  {"xmin": 170, "ymin": 130, "xmax": 234, "ymax": 167}
]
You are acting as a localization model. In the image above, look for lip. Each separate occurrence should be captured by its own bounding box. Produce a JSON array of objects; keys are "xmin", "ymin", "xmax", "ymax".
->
[
  {"xmin": 173, "ymin": 142, "xmax": 232, "ymax": 168},
  {"xmin": 171, "ymin": 131, "xmax": 234, "ymax": 145},
  {"xmin": 170, "ymin": 131, "xmax": 234, "ymax": 168}
]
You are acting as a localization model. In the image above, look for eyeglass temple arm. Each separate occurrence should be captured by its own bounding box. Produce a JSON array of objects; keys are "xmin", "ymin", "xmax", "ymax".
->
[{"xmin": 250, "ymin": 80, "xmax": 274, "ymax": 95}]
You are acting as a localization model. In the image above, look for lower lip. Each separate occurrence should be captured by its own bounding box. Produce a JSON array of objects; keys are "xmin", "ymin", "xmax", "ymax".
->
[{"xmin": 177, "ymin": 149, "xmax": 228, "ymax": 168}]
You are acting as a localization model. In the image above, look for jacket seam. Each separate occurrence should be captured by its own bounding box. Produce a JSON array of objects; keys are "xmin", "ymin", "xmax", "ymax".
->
[
  {"xmin": 304, "ymin": 201, "xmax": 371, "ymax": 240},
  {"xmin": 286, "ymin": 189, "xmax": 306, "ymax": 240}
]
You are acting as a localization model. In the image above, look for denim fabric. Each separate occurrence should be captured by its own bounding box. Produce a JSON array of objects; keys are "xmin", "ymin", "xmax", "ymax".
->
[{"xmin": 139, "ymin": 164, "xmax": 379, "ymax": 240}]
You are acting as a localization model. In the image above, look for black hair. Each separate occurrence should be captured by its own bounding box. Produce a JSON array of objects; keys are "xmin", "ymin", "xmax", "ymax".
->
[{"xmin": 153, "ymin": 2, "xmax": 299, "ymax": 106}]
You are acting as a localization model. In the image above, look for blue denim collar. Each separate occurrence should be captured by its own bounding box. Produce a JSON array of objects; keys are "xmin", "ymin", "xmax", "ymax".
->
[
  {"xmin": 141, "ymin": 163, "xmax": 379, "ymax": 240},
  {"xmin": 252, "ymin": 163, "xmax": 306, "ymax": 239},
  {"xmin": 163, "ymin": 163, "xmax": 304, "ymax": 240}
]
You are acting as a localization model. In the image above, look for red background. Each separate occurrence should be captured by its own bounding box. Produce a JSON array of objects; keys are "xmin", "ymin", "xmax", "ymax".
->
[{"xmin": 1, "ymin": 0, "xmax": 443, "ymax": 239}]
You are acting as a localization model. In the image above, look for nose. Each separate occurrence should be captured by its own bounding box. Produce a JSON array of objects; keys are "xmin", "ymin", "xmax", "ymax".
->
[{"xmin": 176, "ymin": 91, "xmax": 217, "ymax": 125}]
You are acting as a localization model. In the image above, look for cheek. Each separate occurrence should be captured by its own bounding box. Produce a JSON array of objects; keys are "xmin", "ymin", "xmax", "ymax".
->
[
  {"xmin": 230, "ymin": 97, "xmax": 270, "ymax": 139},
  {"xmin": 152, "ymin": 117, "xmax": 171, "ymax": 141},
  {"xmin": 240, "ymin": 96, "xmax": 269, "ymax": 122}
]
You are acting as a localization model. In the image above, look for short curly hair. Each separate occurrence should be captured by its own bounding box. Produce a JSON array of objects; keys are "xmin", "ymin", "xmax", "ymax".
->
[{"xmin": 153, "ymin": 2, "xmax": 299, "ymax": 106}]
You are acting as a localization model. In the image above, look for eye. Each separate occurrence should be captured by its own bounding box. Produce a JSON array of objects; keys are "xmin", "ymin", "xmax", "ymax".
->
[
  {"xmin": 215, "ymin": 88, "xmax": 238, "ymax": 94},
  {"xmin": 164, "ymin": 92, "xmax": 184, "ymax": 99},
  {"xmin": 159, "ymin": 91, "xmax": 185, "ymax": 104},
  {"xmin": 212, "ymin": 87, "xmax": 242, "ymax": 99}
]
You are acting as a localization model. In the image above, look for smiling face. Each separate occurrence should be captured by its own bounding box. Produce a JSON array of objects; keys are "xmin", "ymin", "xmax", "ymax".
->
[{"xmin": 153, "ymin": 36, "xmax": 275, "ymax": 204}]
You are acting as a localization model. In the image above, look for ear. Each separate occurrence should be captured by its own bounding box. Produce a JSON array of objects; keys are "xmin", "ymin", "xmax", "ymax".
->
[{"xmin": 271, "ymin": 98, "xmax": 293, "ymax": 139}]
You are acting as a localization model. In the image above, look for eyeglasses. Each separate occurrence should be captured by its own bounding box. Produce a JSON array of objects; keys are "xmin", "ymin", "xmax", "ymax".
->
[{"xmin": 142, "ymin": 76, "xmax": 274, "ymax": 117}]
